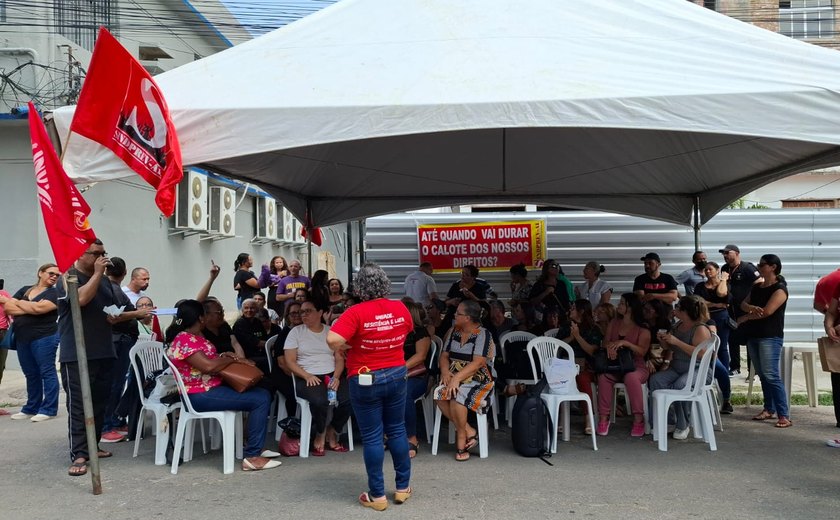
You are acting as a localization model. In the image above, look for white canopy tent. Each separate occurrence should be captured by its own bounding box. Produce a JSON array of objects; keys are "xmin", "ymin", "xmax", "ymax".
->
[{"xmin": 54, "ymin": 0, "xmax": 840, "ymax": 227}]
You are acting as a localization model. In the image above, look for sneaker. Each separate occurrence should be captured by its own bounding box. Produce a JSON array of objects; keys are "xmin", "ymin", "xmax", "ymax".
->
[
  {"xmin": 826, "ymin": 439, "xmax": 840, "ymax": 448},
  {"xmin": 721, "ymin": 401, "xmax": 734, "ymax": 415},
  {"xmin": 114, "ymin": 425, "xmax": 129, "ymax": 436},
  {"xmin": 10, "ymin": 412, "xmax": 34, "ymax": 420},
  {"xmin": 596, "ymin": 421, "xmax": 610, "ymax": 436},
  {"xmin": 673, "ymin": 427, "xmax": 690, "ymax": 440},
  {"xmin": 728, "ymin": 369, "xmax": 741, "ymax": 377},
  {"xmin": 630, "ymin": 422, "xmax": 646, "ymax": 437},
  {"xmin": 31, "ymin": 414, "xmax": 55, "ymax": 422},
  {"xmin": 100, "ymin": 430, "xmax": 127, "ymax": 443}
]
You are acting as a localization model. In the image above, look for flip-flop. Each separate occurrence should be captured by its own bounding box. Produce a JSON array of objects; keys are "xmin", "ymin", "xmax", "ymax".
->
[
  {"xmin": 96, "ymin": 450, "xmax": 113, "ymax": 459},
  {"xmin": 327, "ymin": 443, "xmax": 349, "ymax": 453},
  {"xmin": 464, "ymin": 434, "xmax": 478, "ymax": 452},
  {"xmin": 752, "ymin": 410, "xmax": 776, "ymax": 421},
  {"xmin": 408, "ymin": 442, "xmax": 419, "ymax": 458},
  {"xmin": 775, "ymin": 418, "xmax": 793, "ymax": 428},
  {"xmin": 454, "ymin": 448, "xmax": 470, "ymax": 461},
  {"xmin": 68, "ymin": 460, "xmax": 87, "ymax": 477}
]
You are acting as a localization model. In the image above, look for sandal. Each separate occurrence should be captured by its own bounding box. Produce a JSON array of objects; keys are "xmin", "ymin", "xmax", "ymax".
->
[
  {"xmin": 408, "ymin": 442, "xmax": 419, "ymax": 459},
  {"xmin": 775, "ymin": 417, "xmax": 793, "ymax": 428},
  {"xmin": 327, "ymin": 443, "xmax": 349, "ymax": 453},
  {"xmin": 312, "ymin": 446, "xmax": 326, "ymax": 457},
  {"xmin": 68, "ymin": 459, "xmax": 87, "ymax": 477},
  {"xmin": 752, "ymin": 410, "xmax": 776, "ymax": 421},
  {"xmin": 394, "ymin": 487, "xmax": 412, "ymax": 504},
  {"xmin": 359, "ymin": 492, "xmax": 388, "ymax": 511},
  {"xmin": 454, "ymin": 448, "xmax": 470, "ymax": 461},
  {"xmin": 464, "ymin": 434, "xmax": 478, "ymax": 452},
  {"xmin": 96, "ymin": 450, "xmax": 113, "ymax": 459}
]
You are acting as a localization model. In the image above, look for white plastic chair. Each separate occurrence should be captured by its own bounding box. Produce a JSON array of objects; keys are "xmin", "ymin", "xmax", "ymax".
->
[
  {"xmin": 538, "ymin": 339, "xmax": 598, "ymax": 452},
  {"xmin": 164, "ymin": 356, "xmax": 244, "ymax": 474},
  {"xmin": 431, "ymin": 389, "xmax": 495, "ymax": 459},
  {"xmin": 543, "ymin": 327, "xmax": 560, "ymax": 338},
  {"xmin": 262, "ymin": 334, "xmax": 290, "ymax": 440},
  {"xmin": 499, "ymin": 331, "xmax": 536, "ymax": 426},
  {"xmin": 609, "ymin": 383, "xmax": 650, "ymax": 435},
  {"xmin": 129, "ymin": 341, "xmax": 181, "ymax": 465},
  {"xmin": 291, "ymin": 373, "xmax": 354, "ymax": 458},
  {"xmin": 416, "ymin": 337, "xmax": 442, "ymax": 443},
  {"xmin": 701, "ymin": 334, "xmax": 723, "ymax": 431},
  {"xmin": 651, "ymin": 338, "xmax": 718, "ymax": 452}
]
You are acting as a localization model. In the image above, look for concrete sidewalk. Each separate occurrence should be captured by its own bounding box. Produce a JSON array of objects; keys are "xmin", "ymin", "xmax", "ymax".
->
[{"xmin": 1, "ymin": 361, "xmax": 840, "ymax": 520}]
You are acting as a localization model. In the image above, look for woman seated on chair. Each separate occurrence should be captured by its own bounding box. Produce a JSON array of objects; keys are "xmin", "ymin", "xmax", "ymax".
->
[
  {"xmin": 402, "ymin": 301, "xmax": 432, "ymax": 458},
  {"xmin": 165, "ymin": 299, "xmax": 280, "ymax": 471},
  {"xmin": 560, "ymin": 299, "xmax": 603, "ymax": 434},
  {"xmin": 434, "ymin": 300, "xmax": 495, "ymax": 461},
  {"xmin": 232, "ymin": 298, "xmax": 270, "ymax": 373},
  {"xmin": 284, "ymin": 300, "xmax": 352, "ymax": 455},
  {"xmin": 649, "ymin": 295, "xmax": 713, "ymax": 440},
  {"xmin": 596, "ymin": 293, "xmax": 651, "ymax": 438}
]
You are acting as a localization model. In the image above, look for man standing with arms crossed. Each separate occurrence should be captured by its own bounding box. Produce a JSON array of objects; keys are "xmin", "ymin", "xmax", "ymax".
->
[
  {"xmin": 720, "ymin": 244, "xmax": 761, "ymax": 376},
  {"xmin": 633, "ymin": 252, "xmax": 679, "ymax": 304}
]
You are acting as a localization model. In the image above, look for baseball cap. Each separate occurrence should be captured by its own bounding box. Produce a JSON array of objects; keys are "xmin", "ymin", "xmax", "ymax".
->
[
  {"xmin": 718, "ymin": 244, "xmax": 740, "ymax": 254},
  {"xmin": 640, "ymin": 252, "xmax": 660, "ymax": 262}
]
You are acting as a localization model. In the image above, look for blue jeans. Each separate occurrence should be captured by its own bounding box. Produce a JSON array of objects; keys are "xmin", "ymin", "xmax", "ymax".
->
[
  {"xmin": 404, "ymin": 376, "xmax": 428, "ymax": 438},
  {"xmin": 16, "ymin": 333, "xmax": 60, "ymax": 416},
  {"xmin": 189, "ymin": 385, "xmax": 271, "ymax": 458},
  {"xmin": 713, "ymin": 359, "xmax": 731, "ymax": 400},
  {"xmin": 348, "ymin": 365, "xmax": 411, "ymax": 499},
  {"xmin": 747, "ymin": 337, "xmax": 788, "ymax": 418},
  {"xmin": 103, "ymin": 333, "xmax": 136, "ymax": 432}
]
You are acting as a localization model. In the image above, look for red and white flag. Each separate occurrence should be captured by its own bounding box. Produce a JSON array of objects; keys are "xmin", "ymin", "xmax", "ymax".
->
[
  {"xmin": 70, "ymin": 27, "xmax": 183, "ymax": 217},
  {"xmin": 28, "ymin": 102, "xmax": 97, "ymax": 272}
]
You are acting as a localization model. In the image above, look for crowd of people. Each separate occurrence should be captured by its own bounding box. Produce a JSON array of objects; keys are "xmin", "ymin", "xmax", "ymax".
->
[{"xmin": 5, "ymin": 241, "xmax": 840, "ymax": 507}]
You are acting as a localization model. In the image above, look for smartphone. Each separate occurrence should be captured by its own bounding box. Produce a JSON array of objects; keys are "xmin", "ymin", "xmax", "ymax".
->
[{"xmin": 0, "ymin": 279, "xmax": 4, "ymax": 290}]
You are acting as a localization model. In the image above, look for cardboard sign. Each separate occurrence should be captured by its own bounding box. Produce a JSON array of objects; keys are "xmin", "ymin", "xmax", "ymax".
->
[{"xmin": 417, "ymin": 220, "xmax": 546, "ymax": 272}]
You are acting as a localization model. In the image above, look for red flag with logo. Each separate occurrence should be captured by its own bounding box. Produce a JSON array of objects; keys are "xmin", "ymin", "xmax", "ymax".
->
[
  {"xmin": 300, "ymin": 211, "xmax": 324, "ymax": 246},
  {"xmin": 70, "ymin": 27, "xmax": 183, "ymax": 217},
  {"xmin": 28, "ymin": 102, "xmax": 97, "ymax": 272}
]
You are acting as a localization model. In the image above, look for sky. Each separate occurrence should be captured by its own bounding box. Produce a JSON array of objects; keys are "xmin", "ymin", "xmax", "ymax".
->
[{"xmin": 220, "ymin": 0, "xmax": 338, "ymax": 35}]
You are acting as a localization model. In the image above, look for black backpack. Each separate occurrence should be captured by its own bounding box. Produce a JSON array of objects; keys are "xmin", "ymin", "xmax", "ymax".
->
[{"xmin": 511, "ymin": 377, "xmax": 552, "ymax": 462}]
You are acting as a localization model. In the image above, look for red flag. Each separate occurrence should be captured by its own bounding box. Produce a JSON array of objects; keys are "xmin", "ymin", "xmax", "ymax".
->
[
  {"xmin": 70, "ymin": 27, "xmax": 183, "ymax": 217},
  {"xmin": 29, "ymin": 102, "xmax": 97, "ymax": 272},
  {"xmin": 300, "ymin": 226, "xmax": 324, "ymax": 247}
]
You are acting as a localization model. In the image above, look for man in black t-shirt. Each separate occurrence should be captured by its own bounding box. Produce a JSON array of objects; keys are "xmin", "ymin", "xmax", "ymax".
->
[
  {"xmin": 633, "ymin": 252, "xmax": 679, "ymax": 305},
  {"xmin": 56, "ymin": 240, "xmax": 126, "ymax": 475},
  {"xmin": 720, "ymin": 244, "xmax": 761, "ymax": 374}
]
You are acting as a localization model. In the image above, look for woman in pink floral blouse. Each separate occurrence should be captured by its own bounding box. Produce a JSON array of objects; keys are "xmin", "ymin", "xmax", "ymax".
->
[{"xmin": 166, "ymin": 299, "xmax": 281, "ymax": 471}]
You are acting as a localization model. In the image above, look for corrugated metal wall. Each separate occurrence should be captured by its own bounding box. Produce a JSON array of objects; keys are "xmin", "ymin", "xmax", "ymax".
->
[{"xmin": 365, "ymin": 209, "xmax": 840, "ymax": 342}]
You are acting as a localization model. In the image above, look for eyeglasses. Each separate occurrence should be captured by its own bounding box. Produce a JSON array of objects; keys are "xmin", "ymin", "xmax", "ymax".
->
[
  {"xmin": 45, "ymin": 271, "xmax": 61, "ymax": 277},
  {"xmin": 136, "ymin": 303, "xmax": 154, "ymax": 308},
  {"xmin": 84, "ymin": 251, "xmax": 107, "ymax": 257}
]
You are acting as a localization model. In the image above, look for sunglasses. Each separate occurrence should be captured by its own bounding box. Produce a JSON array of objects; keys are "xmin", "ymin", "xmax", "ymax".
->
[{"xmin": 45, "ymin": 271, "xmax": 61, "ymax": 277}]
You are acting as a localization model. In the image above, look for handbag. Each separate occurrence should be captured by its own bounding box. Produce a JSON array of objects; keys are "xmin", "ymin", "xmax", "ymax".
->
[
  {"xmin": 0, "ymin": 324, "xmax": 15, "ymax": 351},
  {"xmin": 818, "ymin": 337, "xmax": 840, "ymax": 373},
  {"xmin": 278, "ymin": 431, "xmax": 301, "ymax": 457},
  {"xmin": 406, "ymin": 363, "xmax": 427, "ymax": 378},
  {"xmin": 218, "ymin": 360, "xmax": 264, "ymax": 392},
  {"xmin": 592, "ymin": 348, "xmax": 635, "ymax": 374}
]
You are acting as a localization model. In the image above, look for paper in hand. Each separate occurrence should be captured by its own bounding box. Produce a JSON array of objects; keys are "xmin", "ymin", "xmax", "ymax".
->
[{"xmin": 103, "ymin": 304, "xmax": 125, "ymax": 317}]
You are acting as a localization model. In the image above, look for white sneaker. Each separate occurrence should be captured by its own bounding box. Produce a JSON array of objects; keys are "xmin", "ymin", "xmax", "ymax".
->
[
  {"xmin": 31, "ymin": 414, "xmax": 55, "ymax": 422},
  {"xmin": 826, "ymin": 439, "xmax": 840, "ymax": 448},
  {"xmin": 673, "ymin": 427, "xmax": 690, "ymax": 440},
  {"xmin": 10, "ymin": 412, "xmax": 33, "ymax": 420}
]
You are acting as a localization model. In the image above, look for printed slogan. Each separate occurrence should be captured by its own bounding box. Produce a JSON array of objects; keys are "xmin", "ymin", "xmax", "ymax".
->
[{"xmin": 417, "ymin": 220, "xmax": 546, "ymax": 273}]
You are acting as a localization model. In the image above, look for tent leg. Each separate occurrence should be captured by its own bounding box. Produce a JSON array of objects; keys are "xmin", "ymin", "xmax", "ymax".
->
[
  {"xmin": 346, "ymin": 221, "xmax": 354, "ymax": 285},
  {"xmin": 693, "ymin": 196, "xmax": 701, "ymax": 250}
]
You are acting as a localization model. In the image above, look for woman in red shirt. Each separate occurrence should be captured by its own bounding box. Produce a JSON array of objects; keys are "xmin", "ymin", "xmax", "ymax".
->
[{"xmin": 328, "ymin": 263, "xmax": 413, "ymax": 511}]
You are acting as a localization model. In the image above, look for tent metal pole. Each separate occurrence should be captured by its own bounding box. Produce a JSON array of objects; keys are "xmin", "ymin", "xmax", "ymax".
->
[
  {"xmin": 346, "ymin": 221, "xmax": 353, "ymax": 285},
  {"xmin": 358, "ymin": 219, "xmax": 366, "ymax": 265},
  {"xmin": 693, "ymin": 196, "xmax": 701, "ymax": 250}
]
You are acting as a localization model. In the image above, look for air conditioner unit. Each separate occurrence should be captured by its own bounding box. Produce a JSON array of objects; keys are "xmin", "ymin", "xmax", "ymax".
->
[
  {"xmin": 174, "ymin": 171, "xmax": 207, "ymax": 230},
  {"xmin": 209, "ymin": 186, "xmax": 236, "ymax": 236},
  {"xmin": 280, "ymin": 207, "xmax": 296, "ymax": 242},
  {"xmin": 293, "ymin": 217, "xmax": 307, "ymax": 244},
  {"xmin": 255, "ymin": 196, "xmax": 277, "ymax": 240}
]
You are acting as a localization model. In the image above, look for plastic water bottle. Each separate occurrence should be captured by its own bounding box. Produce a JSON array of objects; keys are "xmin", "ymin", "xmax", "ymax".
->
[{"xmin": 325, "ymin": 376, "xmax": 338, "ymax": 405}]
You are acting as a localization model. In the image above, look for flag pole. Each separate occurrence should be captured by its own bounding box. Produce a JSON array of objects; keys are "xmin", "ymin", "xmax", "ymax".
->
[{"xmin": 65, "ymin": 274, "xmax": 103, "ymax": 495}]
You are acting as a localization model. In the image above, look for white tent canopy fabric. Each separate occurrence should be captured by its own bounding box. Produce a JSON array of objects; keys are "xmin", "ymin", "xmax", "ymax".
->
[{"xmin": 54, "ymin": 0, "xmax": 840, "ymax": 227}]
